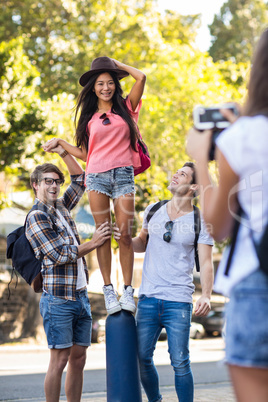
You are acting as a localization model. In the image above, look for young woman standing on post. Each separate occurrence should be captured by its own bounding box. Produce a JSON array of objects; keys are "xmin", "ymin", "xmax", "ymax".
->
[{"xmin": 43, "ymin": 57, "xmax": 146, "ymax": 315}]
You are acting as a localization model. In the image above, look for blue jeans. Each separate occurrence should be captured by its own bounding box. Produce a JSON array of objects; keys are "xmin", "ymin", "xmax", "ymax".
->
[{"xmin": 136, "ymin": 296, "xmax": 193, "ymax": 402}]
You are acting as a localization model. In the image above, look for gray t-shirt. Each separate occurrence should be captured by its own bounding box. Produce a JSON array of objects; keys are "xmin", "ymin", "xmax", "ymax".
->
[{"xmin": 138, "ymin": 202, "xmax": 213, "ymax": 303}]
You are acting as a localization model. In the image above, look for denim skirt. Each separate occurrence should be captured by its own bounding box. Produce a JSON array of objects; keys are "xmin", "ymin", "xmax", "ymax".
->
[{"xmin": 225, "ymin": 268, "xmax": 268, "ymax": 368}]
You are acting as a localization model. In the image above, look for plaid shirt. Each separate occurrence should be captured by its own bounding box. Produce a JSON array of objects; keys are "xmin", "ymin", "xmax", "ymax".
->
[{"xmin": 26, "ymin": 173, "xmax": 88, "ymax": 301}]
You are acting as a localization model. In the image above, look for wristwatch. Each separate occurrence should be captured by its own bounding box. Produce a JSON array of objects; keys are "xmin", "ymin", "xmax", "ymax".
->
[{"xmin": 60, "ymin": 150, "xmax": 68, "ymax": 158}]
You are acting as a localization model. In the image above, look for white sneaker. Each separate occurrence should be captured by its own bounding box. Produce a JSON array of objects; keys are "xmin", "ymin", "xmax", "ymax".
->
[
  {"xmin": 119, "ymin": 286, "xmax": 136, "ymax": 314},
  {"xmin": 103, "ymin": 285, "xmax": 121, "ymax": 315}
]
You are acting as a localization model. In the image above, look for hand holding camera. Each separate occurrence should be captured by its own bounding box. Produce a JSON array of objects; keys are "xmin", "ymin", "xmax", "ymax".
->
[{"xmin": 192, "ymin": 103, "xmax": 239, "ymax": 160}]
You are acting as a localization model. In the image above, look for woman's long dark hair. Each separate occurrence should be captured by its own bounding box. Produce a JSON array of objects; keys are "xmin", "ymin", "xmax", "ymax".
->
[
  {"xmin": 243, "ymin": 29, "xmax": 268, "ymax": 116},
  {"xmin": 74, "ymin": 71, "xmax": 138, "ymax": 151}
]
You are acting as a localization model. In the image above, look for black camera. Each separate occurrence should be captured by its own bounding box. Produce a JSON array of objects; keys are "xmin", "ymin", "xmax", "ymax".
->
[{"xmin": 193, "ymin": 103, "xmax": 239, "ymax": 160}]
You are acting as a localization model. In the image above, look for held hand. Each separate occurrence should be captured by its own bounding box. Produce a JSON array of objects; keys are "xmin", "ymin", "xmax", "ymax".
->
[
  {"xmin": 186, "ymin": 128, "xmax": 212, "ymax": 163},
  {"xmin": 49, "ymin": 144, "xmax": 65, "ymax": 155},
  {"xmin": 43, "ymin": 138, "xmax": 60, "ymax": 152},
  {"xmin": 112, "ymin": 223, "xmax": 121, "ymax": 242},
  {"xmin": 92, "ymin": 221, "xmax": 112, "ymax": 247},
  {"xmin": 194, "ymin": 296, "xmax": 211, "ymax": 317}
]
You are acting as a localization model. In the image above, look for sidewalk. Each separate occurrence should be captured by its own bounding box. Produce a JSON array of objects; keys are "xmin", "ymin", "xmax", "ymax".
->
[
  {"xmin": 5, "ymin": 382, "xmax": 235, "ymax": 402},
  {"xmin": 0, "ymin": 337, "xmax": 236, "ymax": 401},
  {"xmin": 79, "ymin": 382, "xmax": 236, "ymax": 401}
]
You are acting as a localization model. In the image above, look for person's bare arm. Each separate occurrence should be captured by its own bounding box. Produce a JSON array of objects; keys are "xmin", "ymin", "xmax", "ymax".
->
[
  {"xmin": 112, "ymin": 59, "xmax": 146, "ymax": 111},
  {"xmin": 43, "ymin": 138, "xmax": 88, "ymax": 162},
  {"xmin": 132, "ymin": 227, "xmax": 148, "ymax": 253},
  {"xmin": 194, "ymin": 244, "xmax": 214, "ymax": 317},
  {"xmin": 186, "ymin": 129, "xmax": 239, "ymax": 241},
  {"xmin": 77, "ymin": 222, "xmax": 112, "ymax": 258},
  {"xmin": 45, "ymin": 144, "xmax": 84, "ymax": 176}
]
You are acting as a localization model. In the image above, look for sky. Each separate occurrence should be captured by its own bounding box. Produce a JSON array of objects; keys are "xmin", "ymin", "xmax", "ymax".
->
[{"xmin": 157, "ymin": 0, "xmax": 226, "ymax": 51}]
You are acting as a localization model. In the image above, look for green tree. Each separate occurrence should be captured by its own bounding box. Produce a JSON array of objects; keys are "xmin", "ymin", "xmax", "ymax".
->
[
  {"xmin": 209, "ymin": 0, "xmax": 268, "ymax": 63},
  {"xmin": 0, "ymin": 0, "xmax": 200, "ymax": 97},
  {"xmin": 0, "ymin": 38, "xmax": 56, "ymax": 174}
]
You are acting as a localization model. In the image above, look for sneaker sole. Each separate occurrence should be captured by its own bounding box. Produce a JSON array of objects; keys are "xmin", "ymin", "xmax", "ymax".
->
[
  {"xmin": 107, "ymin": 305, "xmax": 122, "ymax": 315},
  {"xmin": 120, "ymin": 304, "xmax": 136, "ymax": 314}
]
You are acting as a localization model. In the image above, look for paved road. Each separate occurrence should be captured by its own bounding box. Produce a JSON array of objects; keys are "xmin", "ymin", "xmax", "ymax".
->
[
  {"xmin": 1, "ymin": 362, "xmax": 233, "ymax": 401},
  {"xmin": 0, "ymin": 338, "xmax": 235, "ymax": 401}
]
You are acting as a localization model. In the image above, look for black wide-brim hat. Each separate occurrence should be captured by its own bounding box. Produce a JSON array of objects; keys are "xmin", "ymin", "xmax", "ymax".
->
[{"xmin": 79, "ymin": 56, "xmax": 129, "ymax": 87}]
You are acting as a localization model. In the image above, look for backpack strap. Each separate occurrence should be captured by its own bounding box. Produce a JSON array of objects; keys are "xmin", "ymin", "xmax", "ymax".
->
[
  {"xmin": 193, "ymin": 205, "xmax": 201, "ymax": 272},
  {"xmin": 7, "ymin": 265, "xmax": 18, "ymax": 300},
  {"xmin": 225, "ymin": 202, "xmax": 268, "ymax": 276},
  {"xmin": 27, "ymin": 204, "xmax": 58, "ymax": 233},
  {"xmin": 145, "ymin": 200, "xmax": 169, "ymax": 247},
  {"xmin": 146, "ymin": 200, "xmax": 169, "ymax": 224},
  {"xmin": 26, "ymin": 204, "xmax": 58, "ymax": 262},
  {"xmin": 224, "ymin": 205, "xmax": 243, "ymax": 276}
]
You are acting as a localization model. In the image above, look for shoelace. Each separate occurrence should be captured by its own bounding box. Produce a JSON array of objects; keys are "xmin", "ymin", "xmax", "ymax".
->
[
  {"xmin": 122, "ymin": 288, "xmax": 134, "ymax": 303},
  {"xmin": 105, "ymin": 288, "xmax": 119, "ymax": 304}
]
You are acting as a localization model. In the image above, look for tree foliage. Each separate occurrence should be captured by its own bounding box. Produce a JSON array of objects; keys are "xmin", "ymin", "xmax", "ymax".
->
[
  {"xmin": 209, "ymin": 0, "xmax": 268, "ymax": 63},
  {"xmin": 0, "ymin": 38, "xmax": 55, "ymax": 174},
  {"xmin": 0, "ymin": 0, "xmax": 247, "ymax": 219},
  {"xmin": 0, "ymin": 0, "xmax": 200, "ymax": 97}
]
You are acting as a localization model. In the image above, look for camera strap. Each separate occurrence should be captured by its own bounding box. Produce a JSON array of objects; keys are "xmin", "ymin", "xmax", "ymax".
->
[{"xmin": 224, "ymin": 205, "xmax": 243, "ymax": 276}]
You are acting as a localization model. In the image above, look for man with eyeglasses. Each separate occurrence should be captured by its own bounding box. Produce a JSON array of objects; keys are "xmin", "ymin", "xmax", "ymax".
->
[
  {"xmin": 26, "ymin": 144, "xmax": 113, "ymax": 402},
  {"xmin": 132, "ymin": 162, "xmax": 214, "ymax": 402}
]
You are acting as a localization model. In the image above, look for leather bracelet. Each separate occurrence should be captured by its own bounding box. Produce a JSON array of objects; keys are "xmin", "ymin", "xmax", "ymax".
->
[{"xmin": 60, "ymin": 150, "xmax": 68, "ymax": 158}]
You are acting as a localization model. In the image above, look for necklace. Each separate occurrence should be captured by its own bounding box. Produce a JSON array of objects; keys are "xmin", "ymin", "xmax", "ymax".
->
[{"xmin": 167, "ymin": 202, "xmax": 193, "ymax": 221}]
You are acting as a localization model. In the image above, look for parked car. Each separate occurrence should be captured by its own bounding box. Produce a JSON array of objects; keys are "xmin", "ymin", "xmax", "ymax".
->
[
  {"xmin": 91, "ymin": 306, "xmax": 224, "ymax": 343},
  {"xmin": 158, "ymin": 328, "xmax": 167, "ymax": 341},
  {"xmin": 91, "ymin": 316, "xmax": 106, "ymax": 343},
  {"xmin": 192, "ymin": 306, "xmax": 225, "ymax": 336},
  {"xmin": 190, "ymin": 322, "xmax": 205, "ymax": 339}
]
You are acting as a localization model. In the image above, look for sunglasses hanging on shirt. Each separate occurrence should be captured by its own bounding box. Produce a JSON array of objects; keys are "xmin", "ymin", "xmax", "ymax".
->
[
  {"xmin": 99, "ymin": 113, "xmax": 111, "ymax": 125},
  {"xmin": 163, "ymin": 221, "xmax": 174, "ymax": 243}
]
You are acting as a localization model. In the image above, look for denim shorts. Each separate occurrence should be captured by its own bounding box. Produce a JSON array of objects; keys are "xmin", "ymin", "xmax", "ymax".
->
[
  {"xmin": 85, "ymin": 166, "xmax": 135, "ymax": 199},
  {"xmin": 40, "ymin": 289, "xmax": 92, "ymax": 349},
  {"xmin": 225, "ymin": 268, "xmax": 268, "ymax": 368}
]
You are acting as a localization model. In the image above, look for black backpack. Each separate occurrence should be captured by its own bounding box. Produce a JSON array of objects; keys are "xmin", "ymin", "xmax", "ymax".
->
[
  {"xmin": 146, "ymin": 200, "xmax": 201, "ymax": 272},
  {"xmin": 6, "ymin": 205, "xmax": 57, "ymax": 295}
]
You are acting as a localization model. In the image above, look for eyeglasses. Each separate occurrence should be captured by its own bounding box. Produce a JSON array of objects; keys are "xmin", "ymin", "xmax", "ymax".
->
[
  {"xmin": 163, "ymin": 221, "xmax": 174, "ymax": 243},
  {"xmin": 39, "ymin": 177, "xmax": 64, "ymax": 186},
  {"xmin": 100, "ymin": 113, "xmax": 111, "ymax": 126}
]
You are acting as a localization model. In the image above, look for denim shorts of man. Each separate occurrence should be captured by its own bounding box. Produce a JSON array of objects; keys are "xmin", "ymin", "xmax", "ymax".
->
[
  {"xmin": 26, "ymin": 143, "xmax": 112, "ymax": 402},
  {"xmin": 132, "ymin": 162, "xmax": 214, "ymax": 402}
]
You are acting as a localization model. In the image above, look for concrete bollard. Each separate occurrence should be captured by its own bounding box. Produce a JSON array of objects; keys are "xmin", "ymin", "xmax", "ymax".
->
[{"xmin": 106, "ymin": 310, "xmax": 142, "ymax": 402}]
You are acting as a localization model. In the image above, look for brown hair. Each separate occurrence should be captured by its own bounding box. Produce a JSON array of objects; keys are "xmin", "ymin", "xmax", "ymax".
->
[
  {"xmin": 30, "ymin": 163, "xmax": 65, "ymax": 196},
  {"xmin": 182, "ymin": 161, "xmax": 196, "ymax": 184},
  {"xmin": 243, "ymin": 29, "xmax": 268, "ymax": 116}
]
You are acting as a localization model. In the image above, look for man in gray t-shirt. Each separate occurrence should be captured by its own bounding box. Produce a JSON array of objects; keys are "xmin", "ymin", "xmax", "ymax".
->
[{"xmin": 133, "ymin": 162, "xmax": 214, "ymax": 402}]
